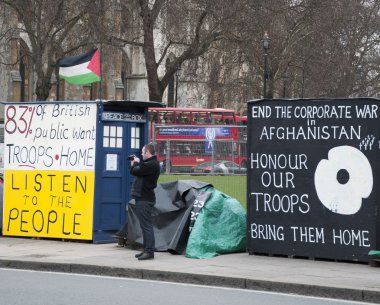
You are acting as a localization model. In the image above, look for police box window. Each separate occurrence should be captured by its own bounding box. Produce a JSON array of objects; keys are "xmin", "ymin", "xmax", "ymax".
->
[
  {"xmin": 131, "ymin": 127, "xmax": 140, "ymax": 149},
  {"xmin": 103, "ymin": 125, "xmax": 123, "ymax": 148}
]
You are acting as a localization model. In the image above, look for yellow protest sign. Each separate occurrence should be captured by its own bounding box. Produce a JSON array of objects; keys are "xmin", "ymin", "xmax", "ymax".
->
[{"xmin": 2, "ymin": 102, "xmax": 97, "ymax": 240}]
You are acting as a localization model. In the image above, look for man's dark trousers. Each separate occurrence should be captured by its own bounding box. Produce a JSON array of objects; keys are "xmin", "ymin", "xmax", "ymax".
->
[{"xmin": 136, "ymin": 200, "xmax": 155, "ymax": 254}]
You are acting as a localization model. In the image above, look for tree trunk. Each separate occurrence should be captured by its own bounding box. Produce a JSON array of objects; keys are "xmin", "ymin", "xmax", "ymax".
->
[
  {"xmin": 139, "ymin": 0, "xmax": 164, "ymax": 102},
  {"xmin": 35, "ymin": 83, "xmax": 51, "ymax": 101},
  {"xmin": 35, "ymin": 74, "xmax": 52, "ymax": 101}
]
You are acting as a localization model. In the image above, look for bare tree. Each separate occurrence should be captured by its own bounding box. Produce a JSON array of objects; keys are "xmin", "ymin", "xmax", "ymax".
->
[
  {"xmin": 209, "ymin": 0, "xmax": 380, "ymax": 102},
  {"xmin": 255, "ymin": 0, "xmax": 380, "ymax": 98},
  {"xmin": 1, "ymin": 0, "xmax": 379, "ymax": 104},
  {"xmin": 114, "ymin": 0, "xmax": 249, "ymax": 103},
  {"xmin": 306, "ymin": 0, "xmax": 380, "ymax": 98},
  {"xmin": 0, "ymin": 0, "xmax": 101, "ymax": 100}
]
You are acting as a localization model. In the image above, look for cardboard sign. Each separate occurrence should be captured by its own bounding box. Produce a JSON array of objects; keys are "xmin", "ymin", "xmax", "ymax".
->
[
  {"xmin": 3, "ymin": 102, "xmax": 97, "ymax": 240},
  {"xmin": 247, "ymin": 98, "xmax": 379, "ymax": 261}
]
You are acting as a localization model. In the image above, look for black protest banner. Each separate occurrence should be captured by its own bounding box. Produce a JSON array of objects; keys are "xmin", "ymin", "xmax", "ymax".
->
[{"xmin": 247, "ymin": 98, "xmax": 380, "ymax": 262}]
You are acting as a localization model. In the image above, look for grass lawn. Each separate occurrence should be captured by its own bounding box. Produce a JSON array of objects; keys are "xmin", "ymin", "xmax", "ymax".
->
[{"xmin": 158, "ymin": 174, "xmax": 247, "ymax": 209}]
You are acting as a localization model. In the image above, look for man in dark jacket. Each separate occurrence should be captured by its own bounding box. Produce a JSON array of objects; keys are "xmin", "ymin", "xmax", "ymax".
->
[{"xmin": 130, "ymin": 143, "xmax": 160, "ymax": 260}]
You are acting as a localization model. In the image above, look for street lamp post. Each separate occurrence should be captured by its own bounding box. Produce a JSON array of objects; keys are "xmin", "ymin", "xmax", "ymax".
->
[
  {"xmin": 174, "ymin": 65, "xmax": 181, "ymax": 108},
  {"xmin": 261, "ymin": 32, "xmax": 270, "ymax": 98}
]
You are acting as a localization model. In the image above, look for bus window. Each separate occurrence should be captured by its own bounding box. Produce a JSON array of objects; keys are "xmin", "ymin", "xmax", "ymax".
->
[
  {"xmin": 223, "ymin": 113, "xmax": 235, "ymax": 125},
  {"xmin": 160, "ymin": 111, "xmax": 174, "ymax": 124},
  {"xmin": 166, "ymin": 112, "xmax": 174, "ymax": 123},
  {"xmin": 215, "ymin": 141, "xmax": 233, "ymax": 156},
  {"xmin": 159, "ymin": 113, "xmax": 165, "ymax": 124},
  {"xmin": 171, "ymin": 143, "xmax": 182, "ymax": 155},
  {"xmin": 210, "ymin": 111, "xmax": 235, "ymax": 125},
  {"xmin": 193, "ymin": 112, "xmax": 209, "ymax": 124},
  {"xmin": 184, "ymin": 144, "xmax": 192, "ymax": 155},
  {"xmin": 175, "ymin": 111, "xmax": 191, "ymax": 124},
  {"xmin": 158, "ymin": 141, "xmax": 167, "ymax": 155},
  {"xmin": 211, "ymin": 116, "xmax": 222, "ymax": 124}
]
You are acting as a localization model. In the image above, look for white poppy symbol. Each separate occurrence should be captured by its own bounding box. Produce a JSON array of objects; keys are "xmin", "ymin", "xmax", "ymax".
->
[{"xmin": 314, "ymin": 146, "xmax": 373, "ymax": 215}]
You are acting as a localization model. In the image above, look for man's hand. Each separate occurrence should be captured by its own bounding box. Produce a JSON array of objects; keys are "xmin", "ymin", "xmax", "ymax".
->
[{"xmin": 131, "ymin": 156, "xmax": 140, "ymax": 166}]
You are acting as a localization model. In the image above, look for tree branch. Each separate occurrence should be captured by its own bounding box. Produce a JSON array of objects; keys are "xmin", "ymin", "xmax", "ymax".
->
[{"xmin": 157, "ymin": 40, "xmax": 172, "ymax": 67}]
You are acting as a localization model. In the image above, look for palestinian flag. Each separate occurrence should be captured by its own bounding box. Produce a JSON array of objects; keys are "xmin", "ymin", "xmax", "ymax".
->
[{"xmin": 58, "ymin": 49, "xmax": 101, "ymax": 85}]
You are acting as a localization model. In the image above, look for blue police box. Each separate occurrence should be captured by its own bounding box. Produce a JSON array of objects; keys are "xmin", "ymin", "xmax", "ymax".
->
[{"xmin": 93, "ymin": 100, "xmax": 164, "ymax": 242}]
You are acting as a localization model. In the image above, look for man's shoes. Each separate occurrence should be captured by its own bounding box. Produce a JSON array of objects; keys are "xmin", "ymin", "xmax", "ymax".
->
[
  {"xmin": 135, "ymin": 251, "xmax": 144, "ymax": 258},
  {"xmin": 137, "ymin": 252, "xmax": 154, "ymax": 260}
]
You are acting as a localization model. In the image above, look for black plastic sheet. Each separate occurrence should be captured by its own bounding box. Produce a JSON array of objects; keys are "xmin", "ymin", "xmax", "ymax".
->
[{"xmin": 127, "ymin": 180, "xmax": 210, "ymax": 254}]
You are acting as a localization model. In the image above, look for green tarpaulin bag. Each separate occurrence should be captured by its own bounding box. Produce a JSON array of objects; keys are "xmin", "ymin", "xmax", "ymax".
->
[{"xmin": 185, "ymin": 187, "xmax": 246, "ymax": 259}]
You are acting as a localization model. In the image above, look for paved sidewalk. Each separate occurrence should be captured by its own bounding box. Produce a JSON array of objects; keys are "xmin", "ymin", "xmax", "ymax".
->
[{"xmin": 0, "ymin": 237, "xmax": 379, "ymax": 303}]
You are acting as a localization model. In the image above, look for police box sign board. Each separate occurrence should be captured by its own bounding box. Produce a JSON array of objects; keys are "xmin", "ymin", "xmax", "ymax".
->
[
  {"xmin": 102, "ymin": 112, "xmax": 146, "ymax": 122},
  {"xmin": 247, "ymin": 98, "xmax": 380, "ymax": 262}
]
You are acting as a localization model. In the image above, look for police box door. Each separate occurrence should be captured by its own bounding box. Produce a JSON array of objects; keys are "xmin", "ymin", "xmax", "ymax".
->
[{"xmin": 93, "ymin": 121, "xmax": 144, "ymax": 242}]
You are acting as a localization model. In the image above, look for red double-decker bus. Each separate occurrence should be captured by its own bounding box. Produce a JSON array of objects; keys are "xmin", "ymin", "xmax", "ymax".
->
[{"xmin": 149, "ymin": 107, "xmax": 247, "ymax": 173}]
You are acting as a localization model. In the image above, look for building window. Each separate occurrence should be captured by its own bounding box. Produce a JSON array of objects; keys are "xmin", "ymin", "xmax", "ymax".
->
[
  {"xmin": 131, "ymin": 127, "xmax": 140, "ymax": 149},
  {"xmin": 103, "ymin": 125, "xmax": 123, "ymax": 148},
  {"xmin": 114, "ymin": 79, "xmax": 124, "ymax": 100},
  {"xmin": 10, "ymin": 71, "xmax": 22, "ymax": 102}
]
